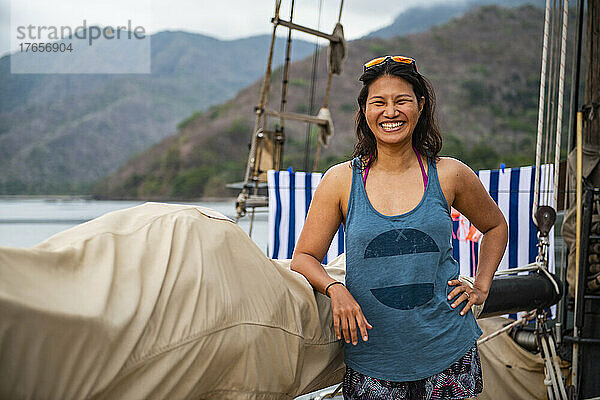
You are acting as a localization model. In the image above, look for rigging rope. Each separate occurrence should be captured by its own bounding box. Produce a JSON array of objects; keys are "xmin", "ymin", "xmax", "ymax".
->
[
  {"xmin": 279, "ymin": 0, "xmax": 295, "ymax": 116},
  {"xmin": 564, "ymin": 0, "xmax": 582, "ymax": 210},
  {"xmin": 477, "ymin": 311, "xmax": 535, "ymax": 345},
  {"xmin": 554, "ymin": 0, "xmax": 569, "ymax": 209},
  {"xmin": 240, "ymin": 0, "xmax": 282, "ymax": 202},
  {"xmin": 535, "ymin": 0, "xmax": 569, "ymax": 213},
  {"xmin": 303, "ymin": 0, "xmax": 323, "ymax": 172},
  {"xmin": 533, "ymin": 0, "xmax": 553, "ymax": 223},
  {"xmin": 314, "ymin": 1, "xmax": 345, "ymax": 172},
  {"xmin": 557, "ymin": 0, "xmax": 582, "ymax": 353},
  {"xmin": 544, "ymin": 0, "xmax": 557, "ymax": 179},
  {"xmin": 253, "ymin": 0, "xmax": 295, "ymax": 235},
  {"xmin": 313, "ymin": 1, "xmax": 345, "ymax": 172},
  {"xmin": 544, "ymin": 0, "xmax": 560, "ymax": 208},
  {"xmin": 325, "ymin": 0, "xmax": 345, "ymax": 108},
  {"xmin": 237, "ymin": 0, "xmax": 283, "ymax": 227}
]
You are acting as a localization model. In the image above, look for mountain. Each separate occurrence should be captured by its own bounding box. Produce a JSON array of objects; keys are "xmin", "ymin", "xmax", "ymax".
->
[
  {"xmin": 0, "ymin": 31, "xmax": 316, "ymax": 194},
  {"xmin": 95, "ymin": 5, "xmax": 571, "ymax": 200},
  {"xmin": 366, "ymin": 0, "xmax": 545, "ymax": 38}
]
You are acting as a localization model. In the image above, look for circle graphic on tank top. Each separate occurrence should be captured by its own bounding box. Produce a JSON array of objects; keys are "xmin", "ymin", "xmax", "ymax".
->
[{"xmin": 365, "ymin": 228, "xmax": 439, "ymax": 310}]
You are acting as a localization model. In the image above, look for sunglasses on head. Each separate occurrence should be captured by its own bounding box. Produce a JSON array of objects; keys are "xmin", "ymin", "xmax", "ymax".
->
[{"xmin": 363, "ymin": 55, "xmax": 418, "ymax": 73}]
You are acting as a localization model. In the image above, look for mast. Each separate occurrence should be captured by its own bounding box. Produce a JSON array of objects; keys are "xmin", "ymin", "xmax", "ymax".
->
[
  {"xmin": 566, "ymin": 0, "xmax": 600, "ymax": 397},
  {"xmin": 583, "ymin": 0, "xmax": 599, "ymax": 149},
  {"xmin": 234, "ymin": 0, "xmax": 346, "ymax": 235}
]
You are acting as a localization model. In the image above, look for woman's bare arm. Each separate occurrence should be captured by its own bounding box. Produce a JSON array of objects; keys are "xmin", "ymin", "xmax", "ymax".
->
[
  {"xmin": 290, "ymin": 163, "xmax": 347, "ymax": 294},
  {"xmin": 291, "ymin": 162, "xmax": 372, "ymax": 344},
  {"xmin": 444, "ymin": 159, "xmax": 508, "ymax": 315}
]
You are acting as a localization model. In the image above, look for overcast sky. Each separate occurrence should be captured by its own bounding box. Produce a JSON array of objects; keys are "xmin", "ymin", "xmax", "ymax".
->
[{"xmin": 1, "ymin": 0, "xmax": 466, "ymax": 57}]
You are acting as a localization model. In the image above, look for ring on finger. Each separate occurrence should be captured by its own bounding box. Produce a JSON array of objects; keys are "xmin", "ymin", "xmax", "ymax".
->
[{"xmin": 464, "ymin": 291, "xmax": 470, "ymax": 299}]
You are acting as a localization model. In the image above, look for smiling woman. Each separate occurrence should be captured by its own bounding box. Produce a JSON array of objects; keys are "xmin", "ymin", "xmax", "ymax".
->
[
  {"xmin": 290, "ymin": 56, "xmax": 508, "ymax": 400},
  {"xmin": 364, "ymin": 76, "xmax": 423, "ymax": 146},
  {"xmin": 353, "ymin": 55, "xmax": 441, "ymax": 167}
]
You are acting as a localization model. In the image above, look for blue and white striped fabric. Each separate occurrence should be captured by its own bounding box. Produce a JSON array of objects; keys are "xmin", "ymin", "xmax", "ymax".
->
[
  {"xmin": 267, "ymin": 165, "xmax": 554, "ymax": 280},
  {"xmin": 453, "ymin": 164, "xmax": 555, "ymax": 279},
  {"xmin": 452, "ymin": 164, "xmax": 555, "ymax": 320},
  {"xmin": 267, "ymin": 170, "xmax": 344, "ymax": 263}
]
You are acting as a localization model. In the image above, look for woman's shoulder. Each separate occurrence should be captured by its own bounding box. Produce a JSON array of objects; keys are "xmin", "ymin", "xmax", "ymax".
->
[
  {"xmin": 321, "ymin": 160, "xmax": 354, "ymax": 185},
  {"xmin": 436, "ymin": 156, "xmax": 474, "ymax": 177},
  {"xmin": 314, "ymin": 160, "xmax": 353, "ymax": 196},
  {"xmin": 435, "ymin": 156, "xmax": 479, "ymax": 193},
  {"xmin": 310, "ymin": 160, "xmax": 354, "ymax": 209}
]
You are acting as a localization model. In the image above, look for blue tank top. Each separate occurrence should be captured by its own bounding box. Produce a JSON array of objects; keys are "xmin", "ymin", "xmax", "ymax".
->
[{"xmin": 344, "ymin": 157, "xmax": 482, "ymax": 382}]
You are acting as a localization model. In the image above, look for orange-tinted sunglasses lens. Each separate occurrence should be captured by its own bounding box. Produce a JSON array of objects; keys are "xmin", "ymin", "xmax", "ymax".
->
[
  {"xmin": 390, "ymin": 56, "xmax": 415, "ymax": 64},
  {"xmin": 363, "ymin": 55, "xmax": 417, "ymax": 72},
  {"xmin": 363, "ymin": 56, "xmax": 387, "ymax": 70}
]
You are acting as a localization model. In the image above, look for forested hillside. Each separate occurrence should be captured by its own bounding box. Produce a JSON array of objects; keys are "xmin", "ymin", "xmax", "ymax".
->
[
  {"xmin": 95, "ymin": 5, "xmax": 567, "ymax": 200},
  {"xmin": 0, "ymin": 32, "xmax": 315, "ymax": 194}
]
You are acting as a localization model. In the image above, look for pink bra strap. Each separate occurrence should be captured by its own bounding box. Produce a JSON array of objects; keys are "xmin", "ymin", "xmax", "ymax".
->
[
  {"xmin": 362, "ymin": 148, "xmax": 428, "ymax": 189},
  {"xmin": 363, "ymin": 157, "xmax": 371, "ymax": 186},
  {"xmin": 413, "ymin": 146, "xmax": 428, "ymax": 189}
]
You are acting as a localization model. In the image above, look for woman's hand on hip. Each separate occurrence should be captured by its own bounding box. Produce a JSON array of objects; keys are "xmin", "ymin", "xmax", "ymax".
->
[
  {"xmin": 447, "ymin": 279, "xmax": 487, "ymax": 316},
  {"xmin": 328, "ymin": 284, "xmax": 372, "ymax": 345}
]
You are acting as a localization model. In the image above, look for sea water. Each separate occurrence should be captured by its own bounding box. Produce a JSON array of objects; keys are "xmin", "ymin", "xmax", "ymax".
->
[
  {"xmin": 0, "ymin": 197, "xmax": 342, "ymax": 399},
  {"xmin": 0, "ymin": 198, "xmax": 268, "ymax": 253}
]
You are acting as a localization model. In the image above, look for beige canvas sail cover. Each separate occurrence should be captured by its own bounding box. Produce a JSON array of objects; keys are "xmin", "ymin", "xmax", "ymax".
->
[
  {"xmin": 476, "ymin": 317, "xmax": 570, "ymax": 400},
  {"xmin": 0, "ymin": 202, "xmax": 565, "ymax": 399},
  {"xmin": 0, "ymin": 203, "xmax": 345, "ymax": 399}
]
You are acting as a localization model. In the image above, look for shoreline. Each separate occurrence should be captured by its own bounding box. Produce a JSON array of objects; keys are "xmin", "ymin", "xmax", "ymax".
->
[{"xmin": 0, "ymin": 195, "xmax": 237, "ymax": 203}]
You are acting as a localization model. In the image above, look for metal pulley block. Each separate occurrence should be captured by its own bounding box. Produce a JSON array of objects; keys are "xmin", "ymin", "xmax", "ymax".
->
[{"xmin": 535, "ymin": 205, "xmax": 557, "ymax": 237}]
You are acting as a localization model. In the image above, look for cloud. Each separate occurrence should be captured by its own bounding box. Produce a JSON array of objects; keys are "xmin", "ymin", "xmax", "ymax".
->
[
  {"xmin": 0, "ymin": 0, "xmax": 10, "ymax": 57},
  {"xmin": 1, "ymin": 0, "xmax": 462, "ymax": 56}
]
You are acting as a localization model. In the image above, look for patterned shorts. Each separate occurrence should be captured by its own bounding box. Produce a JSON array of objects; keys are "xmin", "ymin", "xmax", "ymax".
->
[{"xmin": 342, "ymin": 344, "xmax": 483, "ymax": 400}]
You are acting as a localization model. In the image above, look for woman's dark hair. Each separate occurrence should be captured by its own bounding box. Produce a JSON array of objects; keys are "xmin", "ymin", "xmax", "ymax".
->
[{"xmin": 351, "ymin": 58, "xmax": 442, "ymax": 169}]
